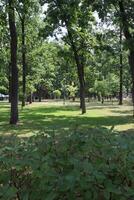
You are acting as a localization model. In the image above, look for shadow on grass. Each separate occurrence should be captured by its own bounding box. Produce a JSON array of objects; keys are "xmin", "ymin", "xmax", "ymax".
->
[
  {"xmin": 111, "ymin": 110, "xmax": 133, "ymax": 115},
  {"xmin": 0, "ymin": 115, "xmax": 133, "ymax": 136},
  {"xmin": 0, "ymin": 104, "xmax": 133, "ymax": 136}
]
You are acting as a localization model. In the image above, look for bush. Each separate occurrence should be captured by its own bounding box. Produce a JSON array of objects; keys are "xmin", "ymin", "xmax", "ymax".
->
[
  {"xmin": 53, "ymin": 90, "xmax": 61, "ymax": 99},
  {"xmin": 0, "ymin": 128, "xmax": 134, "ymax": 199}
]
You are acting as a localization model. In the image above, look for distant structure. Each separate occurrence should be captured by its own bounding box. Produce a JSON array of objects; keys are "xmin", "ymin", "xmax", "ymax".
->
[{"xmin": 0, "ymin": 93, "xmax": 9, "ymax": 101}]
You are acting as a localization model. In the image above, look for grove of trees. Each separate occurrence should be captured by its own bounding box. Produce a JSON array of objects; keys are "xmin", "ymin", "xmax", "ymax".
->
[
  {"xmin": 0, "ymin": 0, "xmax": 134, "ymax": 124},
  {"xmin": 1, "ymin": 1, "xmax": 134, "ymax": 200}
]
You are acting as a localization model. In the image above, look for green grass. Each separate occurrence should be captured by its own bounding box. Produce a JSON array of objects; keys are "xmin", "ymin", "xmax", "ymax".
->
[{"xmin": 0, "ymin": 101, "xmax": 133, "ymax": 137}]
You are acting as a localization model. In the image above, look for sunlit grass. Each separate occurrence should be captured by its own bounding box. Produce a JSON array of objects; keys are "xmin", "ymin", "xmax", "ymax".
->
[{"xmin": 0, "ymin": 101, "xmax": 133, "ymax": 137}]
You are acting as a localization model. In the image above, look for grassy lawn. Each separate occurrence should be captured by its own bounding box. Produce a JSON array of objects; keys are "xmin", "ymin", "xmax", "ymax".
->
[{"xmin": 0, "ymin": 101, "xmax": 133, "ymax": 137}]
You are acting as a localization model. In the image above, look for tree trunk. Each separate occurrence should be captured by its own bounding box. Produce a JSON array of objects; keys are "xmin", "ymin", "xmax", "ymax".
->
[
  {"xmin": 29, "ymin": 92, "xmax": 33, "ymax": 104},
  {"xmin": 21, "ymin": 17, "xmax": 26, "ymax": 107},
  {"xmin": 119, "ymin": 26, "xmax": 123, "ymax": 105},
  {"xmin": 79, "ymin": 63, "xmax": 86, "ymax": 114},
  {"xmin": 39, "ymin": 90, "xmax": 42, "ymax": 102},
  {"xmin": 126, "ymin": 79, "xmax": 129, "ymax": 96},
  {"xmin": 8, "ymin": 0, "xmax": 18, "ymax": 124},
  {"xmin": 129, "ymin": 51, "xmax": 134, "ymax": 116},
  {"xmin": 101, "ymin": 97, "xmax": 104, "ymax": 104},
  {"xmin": 98, "ymin": 95, "xmax": 101, "ymax": 102},
  {"xmin": 8, "ymin": 62, "xmax": 11, "ymax": 103}
]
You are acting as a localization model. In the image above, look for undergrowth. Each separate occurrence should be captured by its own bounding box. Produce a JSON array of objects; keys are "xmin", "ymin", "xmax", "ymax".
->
[{"xmin": 0, "ymin": 128, "xmax": 134, "ymax": 200}]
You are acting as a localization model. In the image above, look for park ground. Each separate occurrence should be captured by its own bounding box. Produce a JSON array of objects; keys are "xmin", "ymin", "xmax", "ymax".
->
[{"xmin": 0, "ymin": 100, "xmax": 134, "ymax": 137}]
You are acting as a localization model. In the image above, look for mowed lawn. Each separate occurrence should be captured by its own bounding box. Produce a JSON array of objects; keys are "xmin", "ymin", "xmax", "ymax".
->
[{"xmin": 0, "ymin": 101, "xmax": 134, "ymax": 137}]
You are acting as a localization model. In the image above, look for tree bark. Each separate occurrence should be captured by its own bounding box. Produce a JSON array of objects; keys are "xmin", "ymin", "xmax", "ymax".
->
[
  {"xmin": 79, "ymin": 62, "xmax": 86, "ymax": 114},
  {"xmin": 8, "ymin": 62, "xmax": 11, "ymax": 103},
  {"xmin": 29, "ymin": 92, "xmax": 33, "ymax": 104},
  {"xmin": 38, "ymin": 88, "xmax": 42, "ymax": 102},
  {"xmin": 21, "ymin": 17, "xmax": 26, "ymax": 107},
  {"xmin": 8, "ymin": 0, "xmax": 19, "ymax": 124},
  {"xmin": 129, "ymin": 51, "xmax": 134, "ymax": 115},
  {"xmin": 119, "ymin": 25, "xmax": 123, "ymax": 105}
]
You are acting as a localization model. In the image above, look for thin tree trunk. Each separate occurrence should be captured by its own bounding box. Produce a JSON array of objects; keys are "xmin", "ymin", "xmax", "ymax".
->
[
  {"xmin": 38, "ymin": 89, "xmax": 42, "ymax": 102},
  {"xmin": 29, "ymin": 92, "xmax": 33, "ymax": 104},
  {"xmin": 39, "ymin": 96, "xmax": 42, "ymax": 102},
  {"xmin": 8, "ymin": 0, "xmax": 18, "ymax": 124},
  {"xmin": 21, "ymin": 17, "xmax": 26, "ymax": 107},
  {"xmin": 129, "ymin": 52, "xmax": 134, "ymax": 116},
  {"xmin": 79, "ymin": 62, "xmax": 86, "ymax": 114},
  {"xmin": 8, "ymin": 62, "xmax": 11, "ymax": 103},
  {"xmin": 119, "ymin": 25, "xmax": 123, "ymax": 105}
]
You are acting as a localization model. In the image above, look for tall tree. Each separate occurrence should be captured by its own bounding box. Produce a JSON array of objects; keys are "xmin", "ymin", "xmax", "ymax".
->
[
  {"xmin": 16, "ymin": 0, "xmax": 39, "ymax": 107},
  {"xmin": 119, "ymin": 24, "xmax": 123, "ymax": 105},
  {"xmin": 96, "ymin": 0, "xmax": 134, "ymax": 113},
  {"xmin": 8, "ymin": 0, "xmax": 19, "ymax": 124},
  {"xmin": 20, "ymin": 3, "xmax": 26, "ymax": 107},
  {"xmin": 41, "ymin": 0, "xmax": 95, "ymax": 114},
  {"xmin": 118, "ymin": 0, "xmax": 134, "ymax": 115}
]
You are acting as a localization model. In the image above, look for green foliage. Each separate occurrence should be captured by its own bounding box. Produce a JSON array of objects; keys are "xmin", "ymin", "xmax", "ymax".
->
[
  {"xmin": 1, "ymin": 128, "xmax": 134, "ymax": 199},
  {"xmin": 0, "ymin": 0, "xmax": 132, "ymax": 103},
  {"xmin": 94, "ymin": 79, "xmax": 108, "ymax": 97},
  {"xmin": 67, "ymin": 82, "xmax": 78, "ymax": 99},
  {"xmin": 91, "ymin": 74, "xmax": 119, "ymax": 99},
  {"xmin": 53, "ymin": 89, "xmax": 61, "ymax": 99},
  {"xmin": 106, "ymin": 73, "xmax": 119, "ymax": 96}
]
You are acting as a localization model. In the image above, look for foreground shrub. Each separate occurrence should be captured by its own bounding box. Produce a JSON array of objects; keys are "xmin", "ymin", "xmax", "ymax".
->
[{"xmin": 0, "ymin": 128, "xmax": 134, "ymax": 199}]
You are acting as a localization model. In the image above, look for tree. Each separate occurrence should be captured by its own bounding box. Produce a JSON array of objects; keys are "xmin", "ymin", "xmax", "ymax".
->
[
  {"xmin": 8, "ymin": 0, "xmax": 19, "ymax": 124},
  {"xmin": 40, "ymin": 0, "xmax": 95, "ymax": 114},
  {"xmin": 118, "ymin": 0, "xmax": 134, "ymax": 115},
  {"xmin": 96, "ymin": 0, "xmax": 134, "ymax": 114},
  {"xmin": 94, "ymin": 80, "xmax": 108, "ymax": 104},
  {"xmin": 16, "ymin": 0, "xmax": 40, "ymax": 107},
  {"xmin": 68, "ymin": 83, "xmax": 78, "ymax": 101},
  {"xmin": 119, "ymin": 24, "xmax": 123, "ymax": 105},
  {"xmin": 53, "ymin": 89, "xmax": 61, "ymax": 99}
]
